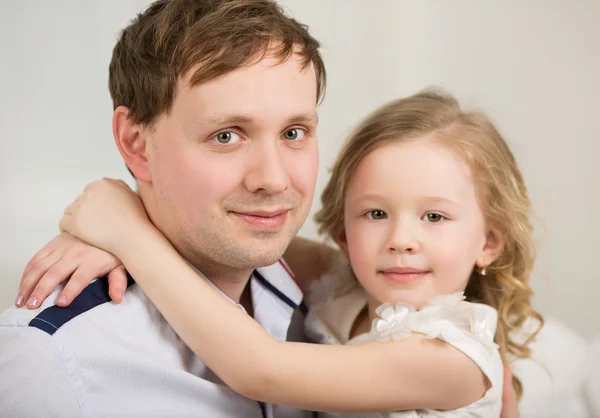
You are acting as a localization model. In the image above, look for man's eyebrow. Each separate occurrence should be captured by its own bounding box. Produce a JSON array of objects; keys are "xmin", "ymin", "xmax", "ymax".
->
[
  {"xmin": 194, "ymin": 114, "xmax": 253, "ymax": 126},
  {"xmin": 285, "ymin": 111, "xmax": 319, "ymax": 125},
  {"xmin": 193, "ymin": 111, "xmax": 319, "ymax": 127}
]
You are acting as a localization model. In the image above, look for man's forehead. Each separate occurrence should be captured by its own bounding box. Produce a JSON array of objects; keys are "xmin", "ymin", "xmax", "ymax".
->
[
  {"xmin": 179, "ymin": 44, "xmax": 315, "ymax": 88},
  {"xmin": 173, "ymin": 53, "xmax": 318, "ymax": 126}
]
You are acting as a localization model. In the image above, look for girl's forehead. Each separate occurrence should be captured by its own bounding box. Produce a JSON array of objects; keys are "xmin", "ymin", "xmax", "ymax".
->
[{"xmin": 347, "ymin": 140, "xmax": 478, "ymax": 204}]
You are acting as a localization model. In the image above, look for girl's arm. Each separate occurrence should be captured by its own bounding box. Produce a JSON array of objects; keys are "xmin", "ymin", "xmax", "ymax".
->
[
  {"xmin": 283, "ymin": 237, "xmax": 339, "ymax": 294},
  {"xmin": 60, "ymin": 179, "xmax": 487, "ymax": 413},
  {"xmin": 14, "ymin": 216, "xmax": 335, "ymax": 309},
  {"xmin": 116, "ymin": 228, "xmax": 487, "ymax": 412}
]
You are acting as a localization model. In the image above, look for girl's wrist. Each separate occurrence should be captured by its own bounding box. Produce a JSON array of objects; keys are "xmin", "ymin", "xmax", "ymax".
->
[
  {"xmin": 111, "ymin": 220, "xmax": 162, "ymax": 261},
  {"xmin": 117, "ymin": 227, "xmax": 178, "ymax": 285}
]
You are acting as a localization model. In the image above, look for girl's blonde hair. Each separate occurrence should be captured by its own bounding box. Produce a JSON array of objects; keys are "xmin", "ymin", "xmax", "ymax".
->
[{"xmin": 315, "ymin": 89, "xmax": 543, "ymax": 398}]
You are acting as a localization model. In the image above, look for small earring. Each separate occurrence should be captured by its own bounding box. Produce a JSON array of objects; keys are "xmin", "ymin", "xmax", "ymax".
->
[{"xmin": 479, "ymin": 266, "xmax": 487, "ymax": 276}]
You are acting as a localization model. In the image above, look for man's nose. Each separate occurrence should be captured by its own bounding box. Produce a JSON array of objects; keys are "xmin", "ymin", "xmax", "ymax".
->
[{"xmin": 243, "ymin": 139, "xmax": 289, "ymax": 194}]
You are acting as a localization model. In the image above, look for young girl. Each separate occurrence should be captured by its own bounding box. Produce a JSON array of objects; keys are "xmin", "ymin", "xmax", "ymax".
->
[{"xmin": 20, "ymin": 90, "xmax": 542, "ymax": 416}]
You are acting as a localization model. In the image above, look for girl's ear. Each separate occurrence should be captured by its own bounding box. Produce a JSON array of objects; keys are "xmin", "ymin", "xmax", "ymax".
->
[
  {"xmin": 334, "ymin": 227, "xmax": 350, "ymax": 260},
  {"xmin": 477, "ymin": 227, "xmax": 505, "ymax": 269}
]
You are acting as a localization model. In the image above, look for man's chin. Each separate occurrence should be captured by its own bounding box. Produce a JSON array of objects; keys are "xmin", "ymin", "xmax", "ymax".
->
[
  {"xmin": 224, "ymin": 250, "xmax": 284, "ymax": 270},
  {"xmin": 209, "ymin": 222, "xmax": 299, "ymax": 269},
  {"xmin": 234, "ymin": 234, "xmax": 292, "ymax": 268},
  {"xmin": 247, "ymin": 241, "xmax": 289, "ymax": 267}
]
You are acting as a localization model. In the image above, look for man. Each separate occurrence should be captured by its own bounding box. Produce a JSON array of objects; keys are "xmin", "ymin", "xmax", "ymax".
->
[
  {"xmin": 1, "ymin": 1, "xmax": 321, "ymax": 416},
  {"xmin": 0, "ymin": 1, "xmax": 519, "ymax": 417}
]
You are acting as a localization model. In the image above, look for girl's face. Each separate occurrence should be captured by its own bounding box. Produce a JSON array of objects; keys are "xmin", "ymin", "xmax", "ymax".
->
[{"xmin": 340, "ymin": 138, "xmax": 502, "ymax": 310}]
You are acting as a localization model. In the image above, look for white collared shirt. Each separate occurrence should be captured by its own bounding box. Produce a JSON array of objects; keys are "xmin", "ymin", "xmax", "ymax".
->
[{"xmin": 0, "ymin": 259, "xmax": 311, "ymax": 418}]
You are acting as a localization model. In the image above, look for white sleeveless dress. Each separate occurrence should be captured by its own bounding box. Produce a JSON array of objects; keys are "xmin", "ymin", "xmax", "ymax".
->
[{"xmin": 304, "ymin": 260, "xmax": 504, "ymax": 418}]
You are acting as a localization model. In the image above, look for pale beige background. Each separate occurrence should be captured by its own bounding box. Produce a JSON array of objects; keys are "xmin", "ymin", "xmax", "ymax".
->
[{"xmin": 1, "ymin": 1, "xmax": 598, "ymax": 337}]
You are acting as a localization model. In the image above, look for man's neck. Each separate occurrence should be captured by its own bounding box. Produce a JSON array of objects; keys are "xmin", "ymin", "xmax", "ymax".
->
[{"xmin": 185, "ymin": 254, "xmax": 254, "ymax": 306}]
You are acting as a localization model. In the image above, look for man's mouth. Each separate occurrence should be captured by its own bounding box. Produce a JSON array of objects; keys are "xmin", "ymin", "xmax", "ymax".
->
[{"xmin": 229, "ymin": 208, "xmax": 291, "ymax": 230}]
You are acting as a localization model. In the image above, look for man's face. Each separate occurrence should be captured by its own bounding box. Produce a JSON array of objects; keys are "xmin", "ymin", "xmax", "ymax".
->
[{"xmin": 142, "ymin": 51, "xmax": 319, "ymax": 271}]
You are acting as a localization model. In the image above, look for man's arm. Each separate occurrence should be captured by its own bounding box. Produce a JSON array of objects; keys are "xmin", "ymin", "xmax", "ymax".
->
[{"xmin": 0, "ymin": 324, "xmax": 83, "ymax": 417}]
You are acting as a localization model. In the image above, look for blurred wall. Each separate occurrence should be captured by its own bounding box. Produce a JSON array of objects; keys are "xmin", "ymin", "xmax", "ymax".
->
[{"xmin": 1, "ymin": 1, "xmax": 598, "ymax": 336}]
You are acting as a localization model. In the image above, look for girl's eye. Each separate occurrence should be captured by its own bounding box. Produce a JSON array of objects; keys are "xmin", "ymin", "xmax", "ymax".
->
[
  {"xmin": 367, "ymin": 210, "xmax": 387, "ymax": 220},
  {"xmin": 283, "ymin": 128, "xmax": 306, "ymax": 141},
  {"xmin": 213, "ymin": 131, "xmax": 241, "ymax": 144},
  {"xmin": 423, "ymin": 212, "xmax": 445, "ymax": 223}
]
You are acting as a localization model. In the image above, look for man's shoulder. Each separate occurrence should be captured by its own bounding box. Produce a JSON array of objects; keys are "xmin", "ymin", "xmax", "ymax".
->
[
  {"xmin": 0, "ymin": 277, "xmax": 144, "ymax": 336},
  {"xmin": 0, "ymin": 288, "xmax": 61, "ymax": 330},
  {"xmin": 0, "ymin": 279, "xmax": 158, "ymax": 417}
]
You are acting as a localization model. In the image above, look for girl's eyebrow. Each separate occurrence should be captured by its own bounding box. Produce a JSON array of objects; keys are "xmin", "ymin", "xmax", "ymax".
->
[
  {"xmin": 420, "ymin": 196, "xmax": 463, "ymax": 208},
  {"xmin": 348, "ymin": 192, "xmax": 386, "ymax": 205},
  {"xmin": 349, "ymin": 194, "xmax": 463, "ymax": 208}
]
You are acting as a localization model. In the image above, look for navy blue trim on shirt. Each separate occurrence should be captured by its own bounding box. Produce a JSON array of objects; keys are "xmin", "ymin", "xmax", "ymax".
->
[
  {"xmin": 252, "ymin": 269, "xmax": 308, "ymax": 315},
  {"xmin": 29, "ymin": 274, "xmax": 135, "ymax": 335},
  {"xmin": 30, "ymin": 269, "xmax": 305, "ymax": 336}
]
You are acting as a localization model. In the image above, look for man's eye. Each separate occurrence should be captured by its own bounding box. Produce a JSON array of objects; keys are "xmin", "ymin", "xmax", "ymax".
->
[
  {"xmin": 213, "ymin": 131, "xmax": 241, "ymax": 144},
  {"xmin": 367, "ymin": 210, "xmax": 387, "ymax": 220},
  {"xmin": 422, "ymin": 212, "xmax": 444, "ymax": 223},
  {"xmin": 283, "ymin": 128, "xmax": 306, "ymax": 141}
]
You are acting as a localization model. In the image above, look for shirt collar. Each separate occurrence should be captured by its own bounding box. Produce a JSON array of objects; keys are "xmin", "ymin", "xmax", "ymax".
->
[{"xmin": 185, "ymin": 261, "xmax": 248, "ymax": 314}]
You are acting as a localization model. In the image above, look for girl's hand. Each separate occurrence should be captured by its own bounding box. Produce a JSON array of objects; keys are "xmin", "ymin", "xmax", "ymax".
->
[
  {"xmin": 16, "ymin": 232, "xmax": 127, "ymax": 309},
  {"xmin": 500, "ymin": 365, "xmax": 520, "ymax": 418},
  {"xmin": 59, "ymin": 178, "xmax": 151, "ymax": 256}
]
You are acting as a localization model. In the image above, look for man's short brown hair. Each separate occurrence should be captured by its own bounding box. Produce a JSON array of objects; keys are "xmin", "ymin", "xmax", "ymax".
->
[{"xmin": 109, "ymin": 0, "xmax": 326, "ymax": 127}]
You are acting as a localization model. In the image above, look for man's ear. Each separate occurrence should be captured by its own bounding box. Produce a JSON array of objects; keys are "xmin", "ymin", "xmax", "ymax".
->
[
  {"xmin": 476, "ymin": 227, "xmax": 505, "ymax": 269},
  {"xmin": 113, "ymin": 106, "xmax": 152, "ymax": 183},
  {"xmin": 334, "ymin": 227, "xmax": 350, "ymax": 260}
]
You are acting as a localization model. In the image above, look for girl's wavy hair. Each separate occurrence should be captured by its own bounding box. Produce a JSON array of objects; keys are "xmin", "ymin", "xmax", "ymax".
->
[{"xmin": 314, "ymin": 89, "xmax": 543, "ymax": 398}]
